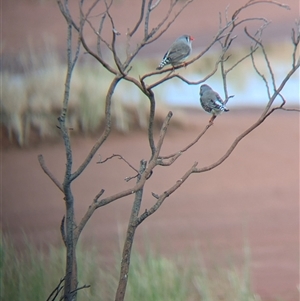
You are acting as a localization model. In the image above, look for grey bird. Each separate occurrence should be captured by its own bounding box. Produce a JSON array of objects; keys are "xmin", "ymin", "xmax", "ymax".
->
[
  {"xmin": 199, "ymin": 84, "xmax": 229, "ymax": 123},
  {"xmin": 156, "ymin": 35, "xmax": 194, "ymax": 70}
]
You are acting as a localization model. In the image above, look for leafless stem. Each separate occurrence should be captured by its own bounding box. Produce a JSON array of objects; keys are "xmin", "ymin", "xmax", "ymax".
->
[
  {"xmin": 93, "ymin": 189, "xmax": 105, "ymax": 203},
  {"xmin": 60, "ymin": 216, "xmax": 67, "ymax": 247},
  {"xmin": 140, "ymin": 18, "xmax": 233, "ymax": 86},
  {"xmin": 154, "ymin": 111, "xmax": 173, "ymax": 159},
  {"xmin": 147, "ymin": 89, "xmax": 157, "ymax": 159},
  {"xmin": 194, "ymin": 61, "xmax": 300, "ymax": 174},
  {"xmin": 38, "ymin": 154, "xmax": 63, "ymax": 192},
  {"xmin": 136, "ymin": 161, "xmax": 199, "ymax": 226},
  {"xmin": 245, "ymin": 29, "xmax": 271, "ymax": 99},
  {"xmin": 129, "ymin": 0, "xmax": 146, "ymax": 37},
  {"xmin": 160, "ymin": 123, "xmax": 212, "ymax": 160},
  {"xmin": 71, "ymin": 76, "xmax": 122, "ymax": 182},
  {"xmin": 144, "ymin": 0, "xmax": 153, "ymax": 38},
  {"xmin": 150, "ymin": 0, "xmax": 162, "ymax": 10},
  {"xmin": 104, "ymin": 0, "xmax": 124, "ymax": 73},
  {"xmin": 97, "ymin": 154, "xmax": 139, "ymax": 173},
  {"xmin": 225, "ymin": 44, "xmax": 259, "ymax": 75},
  {"xmin": 97, "ymin": 14, "xmax": 107, "ymax": 57},
  {"xmin": 46, "ymin": 277, "xmax": 65, "ymax": 301},
  {"xmin": 157, "ymin": 152, "xmax": 181, "ymax": 166},
  {"xmin": 291, "ymin": 19, "xmax": 300, "ymax": 67},
  {"xmin": 146, "ymin": 0, "xmax": 194, "ymax": 42},
  {"xmin": 115, "ymin": 160, "xmax": 147, "ymax": 301}
]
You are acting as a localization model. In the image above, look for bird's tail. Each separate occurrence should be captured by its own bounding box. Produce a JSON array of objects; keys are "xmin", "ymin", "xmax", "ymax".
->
[
  {"xmin": 156, "ymin": 57, "xmax": 170, "ymax": 70},
  {"xmin": 223, "ymin": 106, "xmax": 229, "ymax": 112}
]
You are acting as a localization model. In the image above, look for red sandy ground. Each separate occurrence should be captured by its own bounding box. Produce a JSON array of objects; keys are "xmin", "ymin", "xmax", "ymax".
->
[
  {"xmin": 1, "ymin": 1, "xmax": 300, "ymax": 300},
  {"xmin": 2, "ymin": 110, "xmax": 299, "ymax": 301}
]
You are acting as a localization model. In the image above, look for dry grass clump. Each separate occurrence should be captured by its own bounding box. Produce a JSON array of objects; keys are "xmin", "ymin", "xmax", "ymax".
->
[{"xmin": 1, "ymin": 49, "xmax": 187, "ymax": 147}]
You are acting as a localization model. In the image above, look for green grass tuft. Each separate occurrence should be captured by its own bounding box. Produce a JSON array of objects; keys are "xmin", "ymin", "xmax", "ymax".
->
[{"xmin": 1, "ymin": 235, "xmax": 262, "ymax": 301}]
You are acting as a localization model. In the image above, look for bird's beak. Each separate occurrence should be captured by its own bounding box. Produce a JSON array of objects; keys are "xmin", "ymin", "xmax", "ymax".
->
[{"xmin": 190, "ymin": 36, "xmax": 195, "ymax": 41}]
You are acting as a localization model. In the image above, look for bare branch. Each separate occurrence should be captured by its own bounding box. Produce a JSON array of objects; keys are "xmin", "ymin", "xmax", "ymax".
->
[
  {"xmin": 245, "ymin": 28, "xmax": 271, "ymax": 99},
  {"xmin": 71, "ymin": 76, "xmax": 122, "ymax": 182},
  {"xmin": 93, "ymin": 189, "xmax": 105, "ymax": 203},
  {"xmin": 115, "ymin": 160, "xmax": 147, "ymax": 301},
  {"xmin": 248, "ymin": 28, "xmax": 277, "ymax": 92},
  {"xmin": 146, "ymin": 89, "xmax": 157, "ymax": 159},
  {"xmin": 146, "ymin": 0, "xmax": 194, "ymax": 42},
  {"xmin": 73, "ymin": 190, "xmax": 104, "ymax": 244},
  {"xmin": 38, "ymin": 154, "xmax": 63, "ymax": 192},
  {"xmin": 194, "ymin": 62, "xmax": 300, "ymax": 174},
  {"xmin": 80, "ymin": 35, "xmax": 118, "ymax": 74},
  {"xmin": 46, "ymin": 277, "xmax": 65, "ymax": 301},
  {"xmin": 97, "ymin": 14, "xmax": 107, "ymax": 57},
  {"xmin": 129, "ymin": 0, "xmax": 146, "ymax": 37},
  {"xmin": 69, "ymin": 284, "xmax": 91, "ymax": 296},
  {"xmin": 157, "ymin": 152, "xmax": 181, "ymax": 166},
  {"xmin": 160, "ymin": 123, "xmax": 212, "ymax": 160},
  {"xmin": 291, "ymin": 19, "xmax": 300, "ymax": 67},
  {"xmin": 149, "ymin": 62, "xmax": 219, "ymax": 89},
  {"xmin": 144, "ymin": 0, "xmax": 154, "ymax": 38},
  {"xmin": 84, "ymin": 14, "xmax": 112, "ymax": 53},
  {"xmin": 139, "ymin": 18, "xmax": 234, "ymax": 87},
  {"xmin": 150, "ymin": 0, "xmax": 162, "ymax": 10},
  {"xmin": 224, "ymin": 44, "xmax": 259, "ymax": 75},
  {"xmin": 136, "ymin": 161, "xmax": 198, "ymax": 226},
  {"xmin": 76, "ymin": 1, "xmax": 117, "ymax": 75},
  {"xmin": 154, "ymin": 111, "xmax": 173, "ymax": 159},
  {"xmin": 231, "ymin": 0, "xmax": 289, "ymax": 24},
  {"xmin": 60, "ymin": 216, "xmax": 67, "ymax": 247},
  {"xmin": 97, "ymin": 154, "xmax": 139, "ymax": 173},
  {"xmin": 104, "ymin": 0, "xmax": 124, "ymax": 73}
]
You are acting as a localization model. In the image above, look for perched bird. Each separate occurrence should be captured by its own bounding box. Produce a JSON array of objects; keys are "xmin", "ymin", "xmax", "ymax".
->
[
  {"xmin": 199, "ymin": 84, "xmax": 229, "ymax": 123},
  {"xmin": 156, "ymin": 35, "xmax": 194, "ymax": 70}
]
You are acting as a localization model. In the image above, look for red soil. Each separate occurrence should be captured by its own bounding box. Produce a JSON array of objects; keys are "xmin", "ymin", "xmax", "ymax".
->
[{"xmin": 2, "ymin": 110, "xmax": 299, "ymax": 300}]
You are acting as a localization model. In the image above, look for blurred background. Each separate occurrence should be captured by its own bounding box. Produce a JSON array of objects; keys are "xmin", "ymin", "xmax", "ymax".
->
[{"xmin": 1, "ymin": 1, "xmax": 299, "ymax": 301}]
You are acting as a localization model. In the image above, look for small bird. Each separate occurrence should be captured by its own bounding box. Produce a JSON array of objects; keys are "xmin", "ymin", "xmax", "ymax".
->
[
  {"xmin": 156, "ymin": 35, "xmax": 194, "ymax": 70},
  {"xmin": 199, "ymin": 84, "xmax": 229, "ymax": 123}
]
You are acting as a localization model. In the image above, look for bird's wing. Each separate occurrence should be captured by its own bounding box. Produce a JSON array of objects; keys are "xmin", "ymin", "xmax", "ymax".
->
[
  {"xmin": 167, "ymin": 42, "xmax": 191, "ymax": 62},
  {"xmin": 215, "ymin": 93, "xmax": 225, "ymax": 105},
  {"xmin": 206, "ymin": 92, "xmax": 224, "ymax": 110}
]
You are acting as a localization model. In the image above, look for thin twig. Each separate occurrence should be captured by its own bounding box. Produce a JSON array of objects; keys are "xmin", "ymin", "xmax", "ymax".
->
[
  {"xmin": 38, "ymin": 154, "xmax": 63, "ymax": 192},
  {"xmin": 194, "ymin": 62, "xmax": 300, "ymax": 174},
  {"xmin": 71, "ymin": 76, "xmax": 122, "ymax": 182},
  {"xmin": 245, "ymin": 28, "xmax": 271, "ymax": 99},
  {"xmin": 136, "ymin": 161, "xmax": 198, "ymax": 226},
  {"xmin": 291, "ymin": 19, "xmax": 300, "ymax": 67},
  {"xmin": 60, "ymin": 216, "xmax": 67, "ymax": 247},
  {"xmin": 147, "ymin": 89, "xmax": 157, "ymax": 159},
  {"xmin": 160, "ymin": 123, "xmax": 212, "ymax": 160},
  {"xmin": 46, "ymin": 277, "xmax": 65, "ymax": 301},
  {"xmin": 97, "ymin": 14, "xmax": 107, "ymax": 57},
  {"xmin": 150, "ymin": 0, "xmax": 162, "ymax": 10},
  {"xmin": 69, "ymin": 284, "xmax": 91, "ymax": 296},
  {"xmin": 93, "ymin": 189, "xmax": 105, "ymax": 203},
  {"xmin": 104, "ymin": 0, "xmax": 124, "ymax": 73},
  {"xmin": 97, "ymin": 154, "xmax": 139, "ymax": 173},
  {"xmin": 129, "ymin": 0, "xmax": 146, "ymax": 37},
  {"xmin": 144, "ymin": 0, "xmax": 153, "ymax": 38}
]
